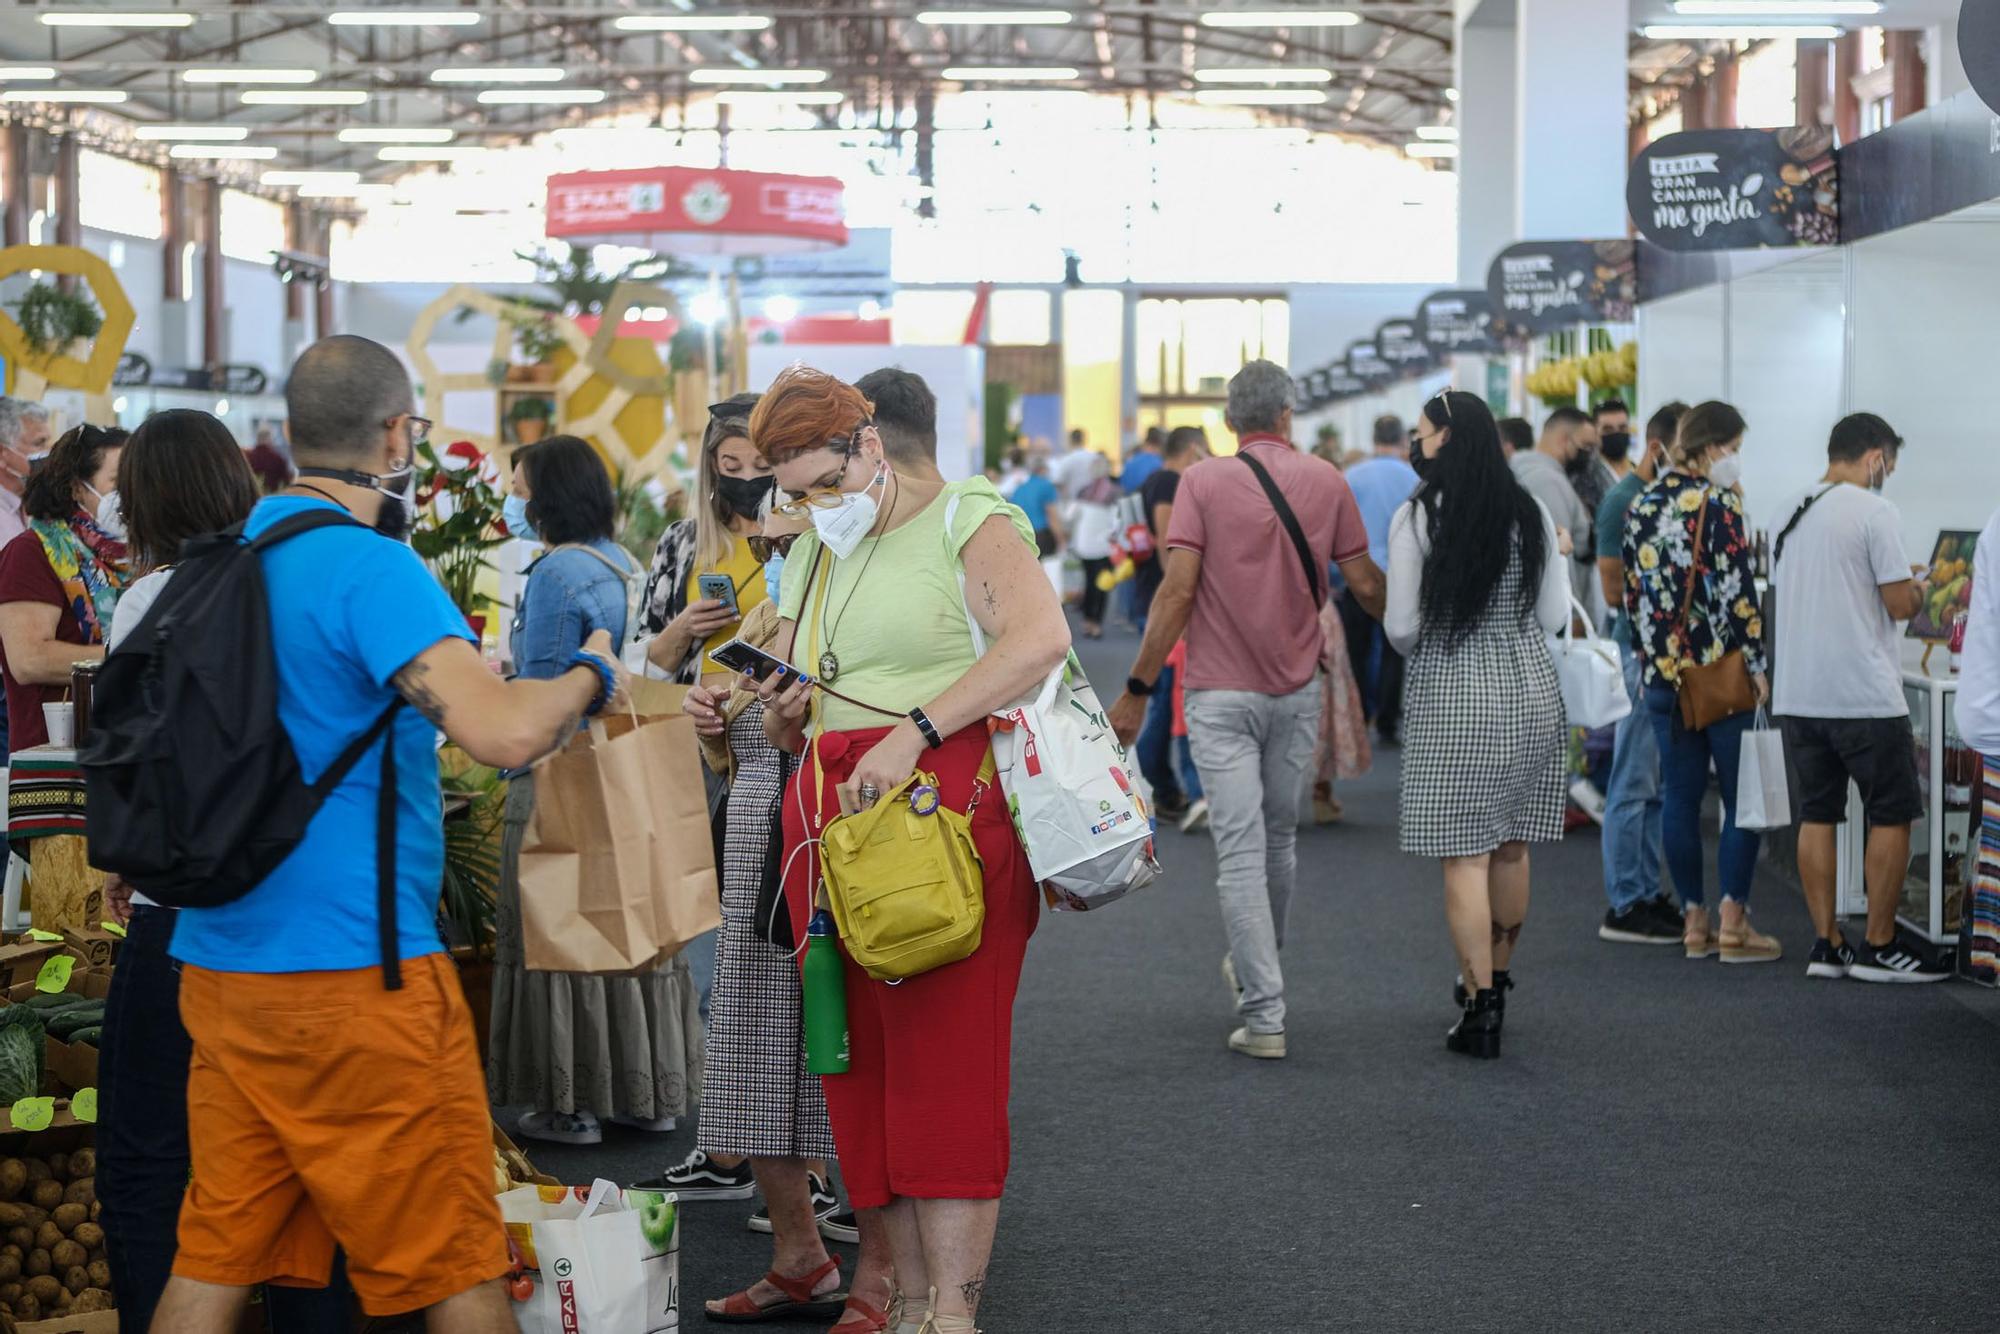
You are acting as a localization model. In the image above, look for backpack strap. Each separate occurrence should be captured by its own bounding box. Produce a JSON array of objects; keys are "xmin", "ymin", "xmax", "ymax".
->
[
  {"xmin": 245, "ymin": 506, "xmax": 368, "ymax": 551},
  {"xmin": 1240, "ymin": 451, "xmax": 1324, "ymax": 608},
  {"xmin": 1771, "ymin": 484, "xmax": 1834, "ymax": 571},
  {"xmin": 376, "ymin": 707, "xmax": 401, "ymax": 990}
]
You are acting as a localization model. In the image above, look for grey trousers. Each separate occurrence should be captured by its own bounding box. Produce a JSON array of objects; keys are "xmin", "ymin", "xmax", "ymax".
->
[{"xmin": 1185, "ymin": 680, "xmax": 1323, "ymax": 1035}]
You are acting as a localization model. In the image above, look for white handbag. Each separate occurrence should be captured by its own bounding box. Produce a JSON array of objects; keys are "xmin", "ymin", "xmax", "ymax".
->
[
  {"xmin": 1735, "ymin": 708, "xmax": 1793, "ymax": 832},
  {"xmin": 1548, "ymin": 595, "xmax": 1632, "ymax": 729},
  {"xmin": 946, "ymin": 495, "xmax": 1160, "ymax": 911}
]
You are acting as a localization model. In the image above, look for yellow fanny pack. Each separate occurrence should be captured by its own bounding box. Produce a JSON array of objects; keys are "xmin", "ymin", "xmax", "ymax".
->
[{"xmin": 814, "ymin": 741, "xmax": 993, "ymax": 982}]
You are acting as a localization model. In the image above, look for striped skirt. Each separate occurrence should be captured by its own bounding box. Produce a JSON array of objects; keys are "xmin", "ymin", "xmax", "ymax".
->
[{"xmin": 1969, "ymin": 756, "xmax": 2000, "ymax": 984}]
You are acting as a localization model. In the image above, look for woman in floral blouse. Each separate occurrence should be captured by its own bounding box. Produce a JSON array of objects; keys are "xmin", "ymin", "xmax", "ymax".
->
[{"xmin": 1622, "ymin": 400, "xmax": 1780, "ymax": 964}]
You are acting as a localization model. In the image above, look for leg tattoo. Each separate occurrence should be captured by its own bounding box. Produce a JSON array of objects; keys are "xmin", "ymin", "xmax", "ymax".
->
[
  {"xmin": 1491, "ymin": 921, "xmax": 1522, "ymax": 947},
  {"xmin": 959, "ymin": 1271, "xmax": 987, "ymax": 1315}
]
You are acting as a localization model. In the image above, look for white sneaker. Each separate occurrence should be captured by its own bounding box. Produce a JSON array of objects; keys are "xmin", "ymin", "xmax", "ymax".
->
[
  {"xmin": 1228, "ymin": 1027, "xmax": 1286, "ymax": 1060},
  {"xmin": 516, "ymin": 1110, "xmax": 603, "ymax": 1146},
  {"xmin": 1569, "ymin": 778, "xmax": 1606, "ymax": 825},
  {"xmin": 610, "ymin": 1114, "xmax": 677, "ymax": 1133},
  {"xmin": 1179, "ymin": 798, "xmax": 1211, "ymax": 834},
  {"xmin": 1222, "ymin": 953, "xmax": 1242, "ymax": 1006}
]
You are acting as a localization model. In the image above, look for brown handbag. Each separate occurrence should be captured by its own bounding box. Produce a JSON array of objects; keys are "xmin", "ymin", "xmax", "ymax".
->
[{"xmin": 1672, "ymin": 489, "xmax": 1758, "ymax": 731}]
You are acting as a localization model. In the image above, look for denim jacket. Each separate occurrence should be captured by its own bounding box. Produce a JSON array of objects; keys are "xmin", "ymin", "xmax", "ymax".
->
[{"xmin": 512, "ymin": 539, "xmax": 639, "ymax": 682}]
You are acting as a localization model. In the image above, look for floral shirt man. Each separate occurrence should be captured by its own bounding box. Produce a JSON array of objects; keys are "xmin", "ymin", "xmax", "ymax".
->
[{"xmin": 1621, "ymin": 470, "xmax": 1765, "ymax": 688}]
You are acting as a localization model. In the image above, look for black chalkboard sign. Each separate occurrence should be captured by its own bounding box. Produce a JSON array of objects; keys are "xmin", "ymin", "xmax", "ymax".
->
[
  {"xmin": 1374, "ymin": 317, "xmax": 1433, "ymax": 373},
  {"xmin": 1416, "ymin": 289, "xmax": 1500, "ymax": 354},
  {"xmin": 1486, "ymin": 240, "xmax": 1637, "ymax": 334},
  {"xmin": 1346, "ymin": 339, "xmax": 1393, "ymax": 387},
  {"xmin": 1963, "ymin": 2, "xmax": 2000, "ymax": 117},
  {"xmin": 1322, "ymin": 366, "xmax": 1368, "ymax": 399},
  {"xmin": 1629, "ymin": 127, "xmax": 1838, "ymax": 251}
]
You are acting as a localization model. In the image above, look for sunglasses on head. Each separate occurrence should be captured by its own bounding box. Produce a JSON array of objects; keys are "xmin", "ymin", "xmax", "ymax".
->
[{"xmin": 747, "ymin": 532, "xmax": 799, "ymax": 563}]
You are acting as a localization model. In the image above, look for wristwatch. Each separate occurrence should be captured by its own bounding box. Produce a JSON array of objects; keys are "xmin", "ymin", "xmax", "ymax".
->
[{"xmin": 1126, "ymin": 675, "xmax": 1156, "ymax": 698}]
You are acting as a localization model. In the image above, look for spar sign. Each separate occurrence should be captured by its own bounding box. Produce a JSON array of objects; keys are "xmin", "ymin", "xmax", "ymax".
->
[{"xmin": 546, "ymin": 167, "xmax": 848, "ymax": 255}]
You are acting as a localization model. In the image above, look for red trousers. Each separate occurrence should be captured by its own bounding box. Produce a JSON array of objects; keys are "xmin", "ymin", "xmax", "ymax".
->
[{"xmin": 783, "ymin": 723, "xmax": 1039, "ymax": 1209}]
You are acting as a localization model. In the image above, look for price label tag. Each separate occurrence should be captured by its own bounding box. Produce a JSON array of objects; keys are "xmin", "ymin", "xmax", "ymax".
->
[
  {"xmin": 99, "ymin": 921, "xmax": 126, "ymax": 939},
  {"xmin": 25, "ymin": 929, "xmax": 60, "ymax": 943},
  {"xmin": 33, "ymin": 956, "xmax": 73, "ymax": 993},
  {"xmin": 70, "ymin": 1089, "xmax": 96, "ymax": 1124},
  {"xmin": 8, "ymin": 1098, "xmax": 54, "ymax": 1132}
]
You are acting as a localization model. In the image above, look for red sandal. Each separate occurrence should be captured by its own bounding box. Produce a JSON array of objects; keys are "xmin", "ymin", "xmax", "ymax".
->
[
  {"xmin": 705, "ymin": 1256, "xmax": 847, "ymax": 1323},
  {"xmin": 832, "ymin": 1293, "xmax": 901, "ymax": 1332}
]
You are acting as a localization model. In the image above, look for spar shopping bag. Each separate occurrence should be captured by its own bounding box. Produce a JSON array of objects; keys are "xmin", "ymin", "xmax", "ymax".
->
[
  {"xmin": 1736, "ymin": 709, "xmax": 1793, "ymax": 832},
  {"xmin": 1547, "ymin": 596, "xmax": 1631, "ymax": 729},
  {"xmin": 944, "ymin": 494, "xmax": 1159, "ymax": 911},
  {"xmin": 518, "ymin": 695, "xmax": 720, "ymax": 973},
  {"xmin": 508, "ymin": 1181, "xmax": 681, "ymax": 1333}
]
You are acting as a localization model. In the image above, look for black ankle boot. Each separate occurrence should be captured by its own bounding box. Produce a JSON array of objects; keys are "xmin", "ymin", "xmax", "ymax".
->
[
  {"xmin": 1452, "ymin": 970, "xmax": 1513, "ymax": 1011},
  {"xmin": 1447, "ymin": 988, "xmax": 1504, "ymax": 1059}
]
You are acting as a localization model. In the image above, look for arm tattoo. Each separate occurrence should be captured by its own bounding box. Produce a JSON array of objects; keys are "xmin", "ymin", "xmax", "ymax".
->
[
  {"xmin": 393, "ymin": 661, "xmax": 448, "ymax": 727},
  {"xmin": 959, "ymin": 1271, "xmax": 987, "ymax": 1315},
  {"xmin": 982, "ymin": 580, "xmax": 999, "ymax": 616}
]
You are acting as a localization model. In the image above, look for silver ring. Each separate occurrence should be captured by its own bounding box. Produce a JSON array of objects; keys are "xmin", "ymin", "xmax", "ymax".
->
[{"xmin": 858, "ymin": 782, "xmax": 880, "ymax": 803}]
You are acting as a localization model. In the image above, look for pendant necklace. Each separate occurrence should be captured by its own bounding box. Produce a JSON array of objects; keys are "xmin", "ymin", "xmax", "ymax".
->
[{"xmin": 817, "ymin": 474, "xmax": 895, "ymax": 684}]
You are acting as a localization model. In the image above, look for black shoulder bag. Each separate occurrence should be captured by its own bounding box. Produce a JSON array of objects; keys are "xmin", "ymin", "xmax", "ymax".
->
[
  {"xmin": 1765, "ymin": 485, "xmax": 1833, "ymax": 690},
  {"xmin": 1240, "ymin": 452, "xmax": 1325, "ymax": 609}
]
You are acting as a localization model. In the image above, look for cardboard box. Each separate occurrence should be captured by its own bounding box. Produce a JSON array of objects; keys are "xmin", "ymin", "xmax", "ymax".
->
[
  {"xmin": 4, "ymin": 967, "xmax": 112, "ymax": 1006},
  {"xmin": 0, "ymin": 1101, "xmax": 95, "ymax": 1152},
  {"xmin": 60, "ymin": 927, "xmax": 117, "ymax": 970},
  {"xmin": 16, "ymin": 1310, "xmax": 119, "ymax": 1334},
  {"xmin": 44, "ymin": 1034, "xmax": 97, "ymax": 1093},
  {"xmin": 0, "ymin": 939, "xmax": 62, "ymax": 989}
]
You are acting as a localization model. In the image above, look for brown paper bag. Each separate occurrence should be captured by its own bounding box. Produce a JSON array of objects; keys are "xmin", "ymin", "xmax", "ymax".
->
[{"xmin": 517, "ymin": 706, "xmax": 719, "ymax": 974}]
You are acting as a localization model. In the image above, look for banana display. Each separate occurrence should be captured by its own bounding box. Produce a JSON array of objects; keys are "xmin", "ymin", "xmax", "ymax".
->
[{"xmin": 1526, "ymin": 341, "xmax": 1639, "ymax": 405}]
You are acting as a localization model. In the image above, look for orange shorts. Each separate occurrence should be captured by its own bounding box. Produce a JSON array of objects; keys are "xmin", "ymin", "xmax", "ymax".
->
[{"xmin": 174, "ymin": 954, "xmax": 509, "ymax": 1315}]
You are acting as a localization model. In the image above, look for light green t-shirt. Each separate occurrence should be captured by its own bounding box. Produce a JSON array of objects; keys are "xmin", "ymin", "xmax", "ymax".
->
[{"xmin": 779, "ymin": 477, "xmax": 1035, "ymax": 732}]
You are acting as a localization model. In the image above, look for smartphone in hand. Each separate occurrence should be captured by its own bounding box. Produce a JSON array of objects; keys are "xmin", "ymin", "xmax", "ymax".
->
[
  {"xmin": 709, "ymin": 638, "xmax": 813, "ymax": 687},
  {"xmin": 697, "ymin": 573, "xmax": 741, "ymax": 618}
]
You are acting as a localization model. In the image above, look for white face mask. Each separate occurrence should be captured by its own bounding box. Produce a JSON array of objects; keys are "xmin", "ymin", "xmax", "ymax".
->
[
  {"xmin": 1708, "ymin": 452, "xmax": 1743, "ymax": 491},
  {"xmin": 811, "ymin": 459, "xmax": 888, "ymax": 560},
  {"xmin": 87, "ymin": 484, "xmax": 125, "ymax": 541}
]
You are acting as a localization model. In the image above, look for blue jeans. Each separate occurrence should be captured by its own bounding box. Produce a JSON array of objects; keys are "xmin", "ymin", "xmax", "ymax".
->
[
  {"xmin": 1601, "ymin": 643, "xmax": 1663, "ymax": 912},
  {"xmin": 98, "ymin": 908, "xmax": 354, "ymax": 1333},
  {"xmin": 1137, "ymin": 665, "xmax": 1184, "ymax": 808},
  {"xmin": 1177, "ymin": 736, "xmax": 1204, "ymax": 802},
  {"xmin": 1643, "ymin": 685, "xmax": 1760, "ymax": 907}
]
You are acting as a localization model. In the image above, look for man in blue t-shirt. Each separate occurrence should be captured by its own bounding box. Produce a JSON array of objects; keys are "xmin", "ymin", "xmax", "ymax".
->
[
  {"xmin": 1007, "ymin": 460, "xmax": 1065, "ymax": 558},
  {"xmin": 1340, "ymin": 415, "xmax": 1421, "ymax": 744},
  {"xmin": 1119, "ymin": 426, "xmax": 1165, "ymax": 493},
  {"xmin": 154, "ymin": 336, "xmax": 627, "ymax": 1331}
]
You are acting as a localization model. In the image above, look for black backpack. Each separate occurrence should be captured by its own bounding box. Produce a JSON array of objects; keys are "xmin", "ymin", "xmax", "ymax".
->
[{"xmin": 80, "ymin": 508, "xmax": 410, "ymax": 987}]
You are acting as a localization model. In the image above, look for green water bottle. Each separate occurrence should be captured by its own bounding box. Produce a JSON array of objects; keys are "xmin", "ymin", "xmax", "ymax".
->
[{"xmin": 803, "ymin": 909, "xmax": 850, "ymax": 1074}]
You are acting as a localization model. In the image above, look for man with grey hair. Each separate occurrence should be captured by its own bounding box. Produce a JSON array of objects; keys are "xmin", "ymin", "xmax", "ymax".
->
[
  {"xmin": 153, "ymin": 334, "xmax": 629, "ymax": 1331},
  {"xmin": 0, "ymin": 398, "xmax": 48, "ymax": 547},
  {"xmin": 1110, "ymin": 359, "xmax": 1384, "ymax": 1060}
]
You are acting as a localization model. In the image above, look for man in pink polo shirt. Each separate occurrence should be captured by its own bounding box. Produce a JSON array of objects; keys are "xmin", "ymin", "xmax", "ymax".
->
[{"xmin": 1110, "ymin": 360, "xmax": 1384, "ymax": 1059}]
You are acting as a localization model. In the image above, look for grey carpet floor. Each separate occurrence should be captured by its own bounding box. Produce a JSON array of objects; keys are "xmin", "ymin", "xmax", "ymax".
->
[{"xmin": 515, "ymin": 622, "xmax": 2000, "ymax": 1333}]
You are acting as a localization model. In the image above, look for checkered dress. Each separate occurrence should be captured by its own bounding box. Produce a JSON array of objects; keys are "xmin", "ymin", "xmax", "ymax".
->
[
  {"xmin": 695, "ymin": 704, "xmax": 837, "ymax": 1160},
  {"xmin": 1398, "ymin": 541, "xmax": 1568, "ymax": 859}
]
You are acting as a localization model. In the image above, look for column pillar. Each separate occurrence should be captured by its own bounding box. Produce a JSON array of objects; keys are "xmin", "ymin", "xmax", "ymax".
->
[
  {"xmin": 280, "ymin": 202, "xmax": 309, "ymax": 367},
  {"xmin": 312, "ymin": 212, "xmax": 335, "ymax": 339},
  {"xmin": 201, "ymin": 179, "xmax": 224, "ymax": 370},
  {"xmin": 1833, "ymin": 32, "xmax": 1862, "ymax": 144},
  {"xmin": 1708, "ymin": 54, "xmax": 1740, "ymax": 129},
  {"xmin": 1888, "ymin": 31, "xmax": 1927, "ymax": 122},
  {"xmin": 1454, "ymin": 11, "xmax": 1516, "ymax": 284},
  {"xmin": 53, "ymin": 135, "xmax": 78, "ymax": 293},
  {"xmin": 3, "ymin": 125, "xmax": 28, "ymax": 248},
  {"xmin": 1514, "ymin": 0, "xmax": 1630, "ymax": 238},
  {"xmin": 158, "ymin": 169, "xmax": 194, "ymax": 369},
  {"xmin": 1797, "ymin": 39, "xmax": 1832, "ymax": 126},
  {"xmin": 1683, "ymin": 73, "xmax": 1710, "ymax": 130}
]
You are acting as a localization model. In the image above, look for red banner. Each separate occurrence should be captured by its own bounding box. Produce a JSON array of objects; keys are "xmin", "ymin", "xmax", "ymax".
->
[{"xmin": 545, "ymin": 167, "xmax": 847, "ymax": 255}]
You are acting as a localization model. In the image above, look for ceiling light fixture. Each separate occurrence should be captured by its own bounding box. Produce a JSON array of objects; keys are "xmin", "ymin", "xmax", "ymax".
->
[
  {"xmin": 1671, "ymin": 1, "xmax": 1879, "ymax": 14},
  {"xmin": 477, "ymin": 88, "xmax": 606, "ymax": 104},
  {"xmin": 0, "ymin": 68, "xmax": 58, "ymax": 82},
  {"xmin": 1641, "ymin": 23, "xmax": 1843, "ymax": 38},
  {"xmin": 337, "ymin": 127, "xmax": 456, "ymax": 143},
  {"xmin": 713, "ymin": 89, "xmax": 846, "ymax": 105},
  {"xmin": 168, "ymin": 144, "xmax": 278, "ymax": 160},
  {"xmin": 762, "ymin": 295, "xmax": 800, "ymax": 322},
  {"xmin": 1405, "ymin": 142, "xmax": 1459, "ymax": 158},
  {"xmin": 915, "ymin": 9, "xmax": 1071, "ymax": 24},
  {"xmin": 0, "ymin": 89, "xmax": 129, "ymax": 104},
  {"xmin": 1199, "ymin": 9, "xmax": 1360, "ymax": 28},
  {"xmin": 328, "ymin": 9, "xmax": 483, "ymax": 24},
  {"xmin": 1415, "ymin": 125, "xmax": 1458, "ymax": 140},
  {"xmin": 182, "ymin": 68, "xmax": 318, "ymax": 84},
  {"xmin": 431, "ymin": 67, "xmax": 566, "ymax": 83},
  {"xmin": 615, "ymin": 14, "xmax": 774, "ymax": 31},
  {"xmin": 241, "ymin": 90, "xmax": 370, "ymax": 105},
  {"xmin": 133, "ymin": 124, "xmax": 250, "ymax": 141},
  {"xmin": 1192, "ymin": 67, "xmax": 1334, "ymax": 83},
  {"xmin": 1192, "ymin": 88, "xmax": 1328, "ymax": 105},
  {"xmin": 377, "ymin": 146, "xmax": 490, "ymax": 161},
  {"xmin": 262, "ymin": 170, "xmax": 361, "ymax": 187},
  {"xmin": 40, "ymin": 11, "xmax": 195, "ymax": 27},
  {"xmin": 689, "ymin": 68, "xmax": 830, "ymax": 84},
  {"xmin": 941, "ymin": 66, "xmax": 1080, "ymax": 81},
  {"xmin": 1444, "ymin": 87, "xmax": 1459, "ymax": 102}
]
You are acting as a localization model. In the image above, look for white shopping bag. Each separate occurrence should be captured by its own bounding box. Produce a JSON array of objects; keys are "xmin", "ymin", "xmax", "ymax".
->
[
  {"xmin": 1548, "ymin": 596, "xmax": 1631, "ymax": 729},
  {"xmin": 1736, "ymin": 709, "xmax": 1792, "ymax": 832},
  {"xmin": 522, "ymin": 1180, "xmax": 681, "ymax": 1334}
]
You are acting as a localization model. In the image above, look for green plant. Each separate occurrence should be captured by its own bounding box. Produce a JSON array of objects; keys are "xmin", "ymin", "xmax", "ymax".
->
[
  {"xmin": 438, "ymin": 752, "xmax": 505, "ymax": 957},
  {"xmin": 410, "ymin": 438, "xmax": 511, "ymax": 616},
  {"xmin": 9, "ymin": 283, "xmax": 102, "ymax": 361},
  {"xmin": 507, "ymin": 395, "xmax": 554, "ymax": 424},
  {"xmin": 613, "ymin": 463, "xmax": 670, "ymax": 564},
  {"xmin": 983, "ymin": 382, "xmax": 1017, "ymax": 473},
  {"xmin": 504, "ymin": 303, "xmax": 566, "ymax": 364},
  {"xmin": 515, "ymin": 245, "xmax": 699, "ymax": 316},
  {"xmin": 667, "ymin": 327, "xmax": 710, "ymax": 373}
]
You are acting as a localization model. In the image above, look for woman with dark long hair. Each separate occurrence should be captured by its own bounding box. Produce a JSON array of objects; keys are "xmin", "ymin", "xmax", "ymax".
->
[{"xmin": 1386, "ymin": 390, "xmax": 1570, "ymax": 1059}]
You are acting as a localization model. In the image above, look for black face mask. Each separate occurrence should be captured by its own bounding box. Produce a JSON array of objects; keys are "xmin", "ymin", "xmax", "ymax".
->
[
  {"xmin": 1564, "ymin": 447, "xmax": 1595, "ymax": 479},
  {"xmin": 716, "ymin": 473, "xmax": 775, "ymax": 521},
  {"xmin": 1599, "ymin": 430, "xmax": 1633, "ymax": 464},
  {"xmin": 1410, "ymin": 433, "xmax": 1434, "ymax": 480}
]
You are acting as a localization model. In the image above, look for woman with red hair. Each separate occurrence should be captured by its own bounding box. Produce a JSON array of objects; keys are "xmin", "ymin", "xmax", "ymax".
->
[{"xmin": 726, "ymin": 365, "xmax": 1069, "ymax": 1333}]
